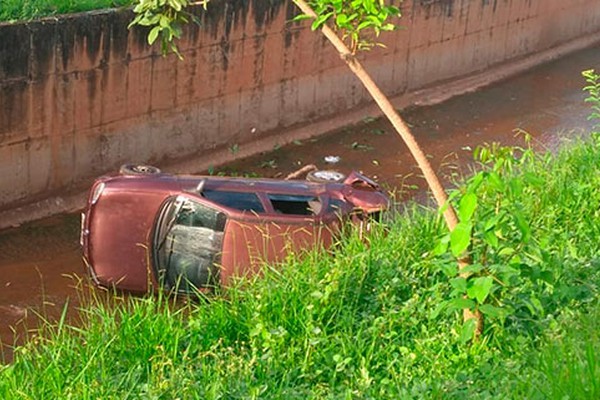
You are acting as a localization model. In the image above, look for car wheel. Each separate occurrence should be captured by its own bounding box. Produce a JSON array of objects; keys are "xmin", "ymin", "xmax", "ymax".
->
[
  {"xmin": 119, "ymin": 164, "xmax": 162, "ymax": 175},
  {"xmin": 306, "ymin": 170, "xmax": 346, "ymax": 183}
]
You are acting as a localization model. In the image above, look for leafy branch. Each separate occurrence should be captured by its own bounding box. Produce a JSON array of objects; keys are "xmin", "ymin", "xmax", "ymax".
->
[
  {"xmin": 295, "ymin": 0, "xmax": 401, "ymax": 54},
  {"xmin": 583, "ymin": 69, "xmax": 600, "ymax": 134},
  {"xmin": 433, "ymin": 137, "xmax": 550, "ymax": 342},
  {"xmin": 129, "ymin": 0, "xmax": 209, "ymax": 58}
]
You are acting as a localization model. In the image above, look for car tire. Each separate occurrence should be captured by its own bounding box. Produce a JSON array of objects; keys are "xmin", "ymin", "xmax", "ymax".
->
[
  {"xmin": 306, "ymin": 170, "xmax": 346, "ymax": 183},
  {"xmin": 119, "ymin": 164, "xmax": 162, "ymax": 175}
]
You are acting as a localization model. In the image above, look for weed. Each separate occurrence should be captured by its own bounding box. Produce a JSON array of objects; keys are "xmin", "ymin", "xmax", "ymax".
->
[
  {"xmin": 583, "ymin": 69, "xmax": 600, "ymax": 135},
  {"xmin": 350, "ymin": 141, "xmax": 374, "ymax": 151},
  {"xmin": 0, "ymin": 0, "xmax": 133, "ymax": 21},
  {"xmin": 260, "ymin": 159, "xmax": 278, "ymax": 169},
  {"xmin": 229, "ymin": 143, "xmax": 240, "ymax": 155},
  {"xmin": 362, "ymin": 116, "xmax": 377, "ymax": 123}
]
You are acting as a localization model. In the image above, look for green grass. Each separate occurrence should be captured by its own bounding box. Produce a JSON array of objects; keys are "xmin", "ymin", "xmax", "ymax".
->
[
  {"xmin": 527, "ymin": 305, "xmax": 600, "ymax": 399},
  {"xmin": 1, "ymin": 137, "xmax": 600, "ymax": 398},
  {"xmin": 0, "ymin": 0, "xmax": 133, "ymax": 22}
]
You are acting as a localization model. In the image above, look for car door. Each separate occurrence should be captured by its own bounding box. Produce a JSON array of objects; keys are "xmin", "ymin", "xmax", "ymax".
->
[{"xmin": 219, "ymin": 193, "xmax": 338, "ymax": 285}]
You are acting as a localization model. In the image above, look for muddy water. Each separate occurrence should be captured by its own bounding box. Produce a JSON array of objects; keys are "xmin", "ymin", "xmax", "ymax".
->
[
  {"xmin": 1, "ymin": 44, "xmax": 599, "ymax": 362},
  {"xmin": 219, "ymin": 45, "xmax": 598, "ymax": 192},
  {"xmin": 0, "ymin": 214, "xmax": 84, "ymax": 362}
]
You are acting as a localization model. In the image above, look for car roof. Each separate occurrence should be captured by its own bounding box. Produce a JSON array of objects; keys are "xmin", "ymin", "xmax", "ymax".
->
[
  {"xmin": 103, "ymin": 174, "xmax": 337, "ymax": 196},
  {"xmin": 179, "ymin": 175, "xmax": 330, "ymax": 194}
]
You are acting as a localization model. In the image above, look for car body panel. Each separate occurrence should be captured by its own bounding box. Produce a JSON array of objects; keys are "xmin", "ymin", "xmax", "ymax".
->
[{"xmin": 220, "ymin": 216, "xmax": 338, "ymax": 285}]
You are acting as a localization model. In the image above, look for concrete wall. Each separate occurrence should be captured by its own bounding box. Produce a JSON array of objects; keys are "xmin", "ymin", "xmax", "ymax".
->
[{"xmin": 1, "ymin": 0, "xmax": 600, "ymax": 211}]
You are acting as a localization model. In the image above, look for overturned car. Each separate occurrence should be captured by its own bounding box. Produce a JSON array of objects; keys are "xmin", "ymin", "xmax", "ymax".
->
[{"xmin": 80, "ymin": 164, "xmax": 389, "ymax": 294}]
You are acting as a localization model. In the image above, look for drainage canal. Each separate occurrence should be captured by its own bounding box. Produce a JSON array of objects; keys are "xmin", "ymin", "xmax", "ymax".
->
[{"xmin": 1, "ymin": 43, "xmax": 599, "ymax": 363}]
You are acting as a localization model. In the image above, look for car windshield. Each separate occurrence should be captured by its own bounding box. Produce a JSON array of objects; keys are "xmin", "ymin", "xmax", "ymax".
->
[{"xmin": 154, "ymin": 196, "xmax": 226, "ymax": 292}]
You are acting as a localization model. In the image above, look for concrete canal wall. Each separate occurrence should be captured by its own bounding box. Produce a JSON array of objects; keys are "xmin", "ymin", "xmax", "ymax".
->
[{"xmin": 1, "ymin": 0, "xmax": 600, "ymax": 219}]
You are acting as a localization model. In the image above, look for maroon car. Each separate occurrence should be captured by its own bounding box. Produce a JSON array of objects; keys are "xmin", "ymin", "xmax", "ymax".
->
[{"xmin": 80, "ymin": 165, "xmax": 389, "ymax": 294}]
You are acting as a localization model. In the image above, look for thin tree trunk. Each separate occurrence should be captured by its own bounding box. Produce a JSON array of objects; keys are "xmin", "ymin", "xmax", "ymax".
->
[
  {"xmin": 293, "ymin": 0, "xmax": 457, "ymax": 230},
  {"xmin": 292, "ymin": 0, "xmax": 482, "ymax": 334}
]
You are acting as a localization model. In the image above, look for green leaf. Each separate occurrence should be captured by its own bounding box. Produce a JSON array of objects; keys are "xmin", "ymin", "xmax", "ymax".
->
[
  {"xmin": 513, "ymin": 210, "xmax": 531, "ymax": 242},
  {"xmin": 523, "ymin": 172, "xmax": 544, "ymax": 186},
  {"xmin": 450, "ymin": 222, "xmax": 472, "ymax": 257},
  {"xmin": 459, "ymin": 318, "xmax": 477, "ymax": 344},
  {"xmin": 479, "ymin": 304, "xmax": 504, "ymax": 318},
  {"xmin": 311, "ymin": 12, "xmax": 333, "ymax": 30},
  {"xmin": 292, "ymin": 14, "xmax": 312, "ymax": 22},
  {"xmin": 483, "ymin": 230, "xmax": 499, "ymax": 249},
  {"xmin": 335, "ymin": 13, "xmax": 348, "ymax": 26},
  {"xmin": 440, "ymin": 263, "xmax": 458, "ymax": 278},
  {"xmin": 466, "ymin": 276, "xmax": 494, "ymax": 304},
  {"xmin": 447, "ymin": 298, "xmax": 475, "ymax": 312},
  {"xmin": 467, "ymin": 171, "xmax": 485, "ymax": 190},
  {"xmin": 168, "ymin": 0, "xmax": 182, "ymax": 11},
  {"xmin": 430, "ymin": 300, "xmax": 448, "ymax": 319},
  {"xmin": 460, "ymin": 263, "xmax": 485, "ymax": 276},
  {"xmin": 493, "ymin": 263, "xmax": 519, "ymax": 280},
  {"xmin": 432, "ymin": 234, "xmax": 449, "ymax": 256},
  {"xmin": 148, "ymin": 25, "xmax": 161, "ymax": 45},
  {"xmin": 357, "ymin": 20, "xmax": 373, "ymax": 31},
  {"xmin": 458, "ymin": 193, "xmax": 477, "ymax": 222},
  {"xmin": 449, "ymin": 277, "xmax": 467, "ymax": 293},
  {"xmin": 498, "ymin": 247, "xmax": 515, "ymax": 257},
  {"xmin": 539, "ymin": 270, "xmax": 554, "ymax": 284},
  {"xmin": 524, "ymin": 295, "xmax": 545, "ymax": 316},
  {"xmin": 488, "ymin": 172, "xmax": 504, "ymax": 191},
  {"xmin": 509, "ymin": 178, "xmax": 523, "ymax": 197},
  {"xmin": 250, "ymin": 322, "xmax": 264, "ymax": 338},
  {"xmin": 159, "ymin": 15, "xmax": 170, "ymax": 28}
]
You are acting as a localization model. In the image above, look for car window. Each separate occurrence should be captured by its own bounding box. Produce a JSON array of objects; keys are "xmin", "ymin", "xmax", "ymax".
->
[
  {"xmin": 155, "ymin": 197, "xmax": 226, "ymax": 292},
  {"xmin": 202, "ymin": 190, "xmax": 265, "ymax": 213},
  {"xmin": 267, "ymin": 194, "xmax": 321, "ymax": 216},
  {"xmin": 176, "ymin": 198, "xmax": 227, "ymax": 230}
]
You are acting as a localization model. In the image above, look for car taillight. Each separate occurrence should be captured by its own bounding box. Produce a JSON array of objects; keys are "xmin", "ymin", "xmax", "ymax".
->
[
  {"xmin": 91, "ymin": 182, "xmax": 105, "ymax": 204},
  {"xmin": 80, "ymin": 212, "xmax": 88, "ymax": 248}
]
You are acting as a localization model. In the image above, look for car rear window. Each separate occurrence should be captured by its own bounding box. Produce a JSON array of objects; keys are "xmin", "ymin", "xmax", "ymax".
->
[
  {"xmin": 268, "ymin": 194, "xmax": 321, "ymax": 216},
  {"xmin": 202, "ymin": 190, "xmax": 265, "ymax": 213}
]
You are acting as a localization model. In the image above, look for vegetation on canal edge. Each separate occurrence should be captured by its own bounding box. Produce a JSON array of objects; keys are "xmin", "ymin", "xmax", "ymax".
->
[
  {"xmin": 0, "ymin": 0, "xmax": 132, "ymax": 22},
  {"xmin": 0, "ymin": 71, "xmax": 600, "ymax": 398}
]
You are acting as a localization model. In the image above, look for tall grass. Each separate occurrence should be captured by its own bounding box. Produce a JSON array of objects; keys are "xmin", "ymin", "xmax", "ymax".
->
[
  {"xmin": 0, "ymin": 0, "xmax": 133, "ymax": 22},
  {"xmin": 528, "ymin": 304, "xmax": 600, "ymax": 399}
]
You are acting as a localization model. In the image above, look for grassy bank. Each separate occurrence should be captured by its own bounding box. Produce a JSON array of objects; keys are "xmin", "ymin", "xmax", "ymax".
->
[
  {"xmin": 1, "ymin": 132, "xmax": 600, "ymax": 398},
  {"xmin": 0, "ymin": 0, "xmax": 132, "ymax": 22}
]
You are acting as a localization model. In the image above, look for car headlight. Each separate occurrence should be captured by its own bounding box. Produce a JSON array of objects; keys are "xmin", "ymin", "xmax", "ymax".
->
[{"xmin": 91, "ymin": 182, "xmax": 105, "ymax": 204}]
